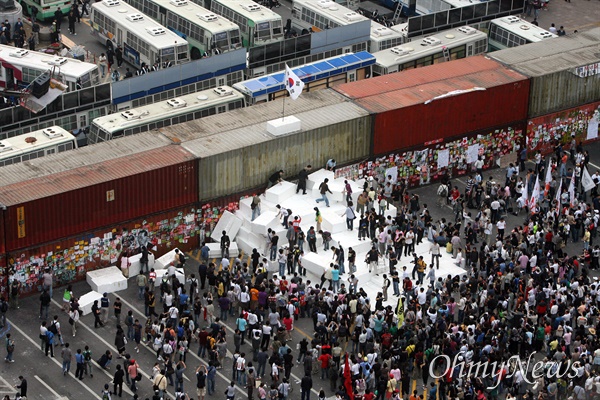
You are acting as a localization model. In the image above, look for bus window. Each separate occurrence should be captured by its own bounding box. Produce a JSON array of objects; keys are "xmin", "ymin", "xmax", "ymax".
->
[{"xmin": 256, "ymin": 22, "xmax": 271, "ymax": 39}]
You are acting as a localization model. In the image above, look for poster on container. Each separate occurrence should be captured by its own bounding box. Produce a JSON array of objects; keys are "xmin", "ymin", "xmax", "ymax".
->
[
  {"xmin": 587, "ymin": 117, "xmax": 598, "ymax": 140},
  {"xmin": 437, "ymin": 149, "xmax": 450, "ymax": 169},
  {"xmin": 466, "ymin": 144, "xmax": 480, "ymax": 164},
  {"xmin": 385, "ymin": 166, "xmax": 398, "ymax": 183}
]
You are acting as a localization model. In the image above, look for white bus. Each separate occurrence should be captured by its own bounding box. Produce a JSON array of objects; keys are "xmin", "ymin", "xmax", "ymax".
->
[
  {"xmin": 488, "ymin": 16, "xmax": 557, "ymax": 52},
  {"xmin": 0, "ymin": 45, "xmax": 99, "ymax": 91},
  {"xmin": 0, "ymin": 126, "xmax": 77, "ymax": 167},
  {"xmin": 125, "ymin": 0, "xmax": 242, "ymax": 59},
  {"xmin": 292, "ymin": 0, "xmax": 405, "ymax": 52},
  {"xmin": 372, "ymin": 25, "xmax": 488, "ymax": 75},
  {"xmin": 88, "ymin": 85, "xmax": 245, "ymax": 143},
  {"xmin": 200, "ymin": 0, "xmax": 283, "ymax": 47},
  {"xmin": 90, "ymin": 0, "xmax": 190, "ymax": 68}
]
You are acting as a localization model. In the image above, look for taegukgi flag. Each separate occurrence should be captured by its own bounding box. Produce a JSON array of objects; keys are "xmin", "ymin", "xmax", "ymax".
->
[{"xmin": 284, "ymin": 64, "xmax": 304, "ymax": 100}]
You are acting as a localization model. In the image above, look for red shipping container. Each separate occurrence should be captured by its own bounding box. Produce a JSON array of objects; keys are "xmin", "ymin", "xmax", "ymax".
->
[
  {"xmin": 334, "ymin": 56, "xmax": 530, "ymax": 156},
  {"xmin": 0, "ymin": 145, "xmax": 197, "ymax": 252}
]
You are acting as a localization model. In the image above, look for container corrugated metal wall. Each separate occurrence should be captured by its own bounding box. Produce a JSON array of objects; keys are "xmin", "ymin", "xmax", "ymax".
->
[
  {"xmin": 7, "ymin": 206, "xmax": 200, "ymax": 297},
  {"xmin": 186, "ymin": 105, "xmax": 372, "ymax": 201},
  {"xmin": 489, "ymin": 28, "xmax": 600, "ymax": 118},
  {"xmin": 3, "ymin": 146, "xmax": 198, "ymax": 251},
  {"xmin": 334, "ymin": 56, "xmax": 530, "ymax": 156},
  {"xmin": 527, "ymin": 70, "xmax": 600, "ymax": 118}
]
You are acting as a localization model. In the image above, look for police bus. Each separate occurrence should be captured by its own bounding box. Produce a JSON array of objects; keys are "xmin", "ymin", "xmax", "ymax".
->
[
  {"xmin": 125, "ymin": 0, "xmax": 242, "ymax": 59},
  {"xmin": 199, "ymin": 0, "xmax": 283, "ymax": 47},
  {"xmin": 88, "ymin": 85, "xmax": 245, "ymax": 143},
  {"xmin": 487, "ymin": 16, "xmax": 557, "ymax": 51},
  {"xmin": 0, "ymin": 126, "xmax": 77, "ymax": 167},
  {"xmin": 90, "ymin": 0, "xmax": 190, "ymax": 68},
  {"xmin": 372, "ymin": 26, "xmax": 488, "ymax": 75}
]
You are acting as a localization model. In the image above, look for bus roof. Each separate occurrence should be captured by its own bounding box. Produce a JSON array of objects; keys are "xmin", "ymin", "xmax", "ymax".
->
[
  {"xmin": 92, "ymin": 0, "xmax": 189, "ymax": 48},
  {"xmin": 0, "ymin": 126, "xmax": 75, "ymax": 159},
  {"xmin": 373, "ymin": 26, "xmax": 487, "ymax": 68},
  {"xmin": 490, "ymin": 16, "xmax": 558, "ymax": 42},
  {"xmin": 212, "ymin": 0, "xmax": 282, "ymax": 22},
  {"xmin": 0, "ymin": 45, "xmax": 98, "ymax": 79},
  {"xmin": 370, "ymin": 21, "xmax": 406, "ymax": 43},
  {"xmin": 293, "ymin": 0, "xmax": 369, "ymax": 26},
  {"xmin": 233, "ymin": 51, "xmax": 375, "ymax": 97},
  {"xmin": 92, "ymin": 85, "xmax": 244, "ymax": 134},
  {"xmin": 151, "ymin": 0, "xmax": 240, "ymax": 34}
]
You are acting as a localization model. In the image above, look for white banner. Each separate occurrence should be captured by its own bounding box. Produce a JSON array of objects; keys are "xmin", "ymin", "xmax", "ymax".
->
[
  {"xmin": 437, "ymin": 149, "xmax": 450, "ymax": 169},
  {"xmin": 582, "ymin": 167, "xmax": 596, "ymax": 191},
  {"xmin": 587, "ymin": 117, "xmax": 598, "ymax": 140}
]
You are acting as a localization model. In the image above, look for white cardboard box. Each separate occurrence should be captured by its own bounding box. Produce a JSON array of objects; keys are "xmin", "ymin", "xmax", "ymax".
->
[
  {"xmin": 301, "ymin": 252, "xmax": 329, "ymax": 276},
  {"xmin": 78, "ymin": 291, "xmax": 103, "ymax": 316}
]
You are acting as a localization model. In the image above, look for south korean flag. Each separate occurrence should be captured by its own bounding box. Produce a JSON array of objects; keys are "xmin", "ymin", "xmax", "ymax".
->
[{"xmin": 284, "ymin": 64, "xmax": 305, "ymax": 100}]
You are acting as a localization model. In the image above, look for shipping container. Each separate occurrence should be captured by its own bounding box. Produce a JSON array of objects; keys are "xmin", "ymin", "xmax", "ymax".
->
[
  {"xmin": 334, "ymin": 55, "xmax": 530, "ymax": 156},
  {"xmin": 0, "ymin": 133, "xmax": 197, "ymax": 251},
  {"xmin": 526, "ymin": 101, "xmax": 600, "ymax": 156},
  {"xmin": 490, "ymin": 28, "xmax": 600, "ymax": 118},
  {"xmin": 6, "ymin": 205, "xmax": 201, "ymax": 297},
  {"xmin": 159, "ymin": 89, "xmax": 372, "ymax": 201}
]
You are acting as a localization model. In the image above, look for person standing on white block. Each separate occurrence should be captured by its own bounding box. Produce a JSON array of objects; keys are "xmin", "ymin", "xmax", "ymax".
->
[
  {"xmin": 342, "ymin": 202, "xmax": 357, "ymax": 231},
  {"xmin": 315, "ymin": 179, "xmax": 332, "ymax": 207},
  {"xmin": 221, "ymin": 231, "xmax": 231, "ymax": 259},
  {"xmin": 251, "ymin": 195, "xmax": 261, "ymax": 221},
  {"xmin": 343, "ymin": 180, "xmax": 353, "ymax": 206},
  {"xmin": 296, "ymin": 165, "xmax": 311, "ymax": 195}
]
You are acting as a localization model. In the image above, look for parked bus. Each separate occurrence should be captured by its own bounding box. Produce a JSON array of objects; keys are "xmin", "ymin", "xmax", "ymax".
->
[
  {"xmin": 125, "ymin": 0, "xmax": 242, "ymax": 59},
  {"xmin": 0, "ymin": 126, "xmax": 77, "ymax": 167},
  {"xmin": 199, "ymin": 0, "xmax": 283, "ymax": 47},
  {"xmin": 487, "ymin": 16, "xmax": 557, "ymax": 51},
  {"xmin": 19, "ymin": 0, "xmax": 72, "ymax": 22},
  {"xmin": 292, "ymin": 0, "xmax": 404, "ymax": 52},
  {"xmin": 0, "ymin": 45, "xmax": 99, "ymax": 91},
  {"xmin": 372, "ymin": 25, "xmax": 487, "ymax": 75},
  {"xmin": 88, "ymin": 85, "xmax": 245, "ymax": 143},
  {"xmin": 90, "ymin": 0, "xmax": 190, "ymax": 68}
]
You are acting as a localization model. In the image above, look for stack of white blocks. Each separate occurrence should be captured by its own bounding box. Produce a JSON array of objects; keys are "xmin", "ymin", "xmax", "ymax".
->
[
  {"xmin": 127, "ymin": 252, "xmax": 155, "ymax": 277},
  {"xmin": 230, "ymin": 168, "xmax": 468, "ymax": 308}
]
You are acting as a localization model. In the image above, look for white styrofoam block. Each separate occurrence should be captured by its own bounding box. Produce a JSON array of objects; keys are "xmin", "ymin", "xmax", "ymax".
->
[
  {"xmin": 128, "ymin": 252, "xmax": 155, "ymax": 277},
  {"xmin": 87, "ymin": 267, "xmax": 128, "ymax": 294},
  {"xmin": 325, "ymin": 179, "xmax": 346, "ymax": 203},
  {"xmin": 155, "ymin": 248, "xmax": 182, "ymax": 269},
  {"xmin": 264, "ymin": 180, "xmax": 296, "ymax": 204},
  {"xmin": 211, "ymin": 211, "xmax": 243, "ymax": 242},
  {"xmin": 301, "ymin": 252, "xmax": 330, "ymax": 276},
  {"xmin": 239, "ymin": 226, "xmax": 268, "ymax": 249},
  {"xmin": 384, "ymin": 204, "xmax": 398, "ymax": 219},
  {"xmin": 331, "ymin": 232, "xmax": 373, "ymax": 254},
  {"xmin": 78, "ymin": 291, "xmax": 103, "ymax": 316},
  {"xmin": 280, "ymin": 197, "xmax": 316, "ymax": 222},
  {"xmin": 267, "ymin": 260, "xmax": 278, "ymax": 272},
  {"xmin": 206, "ymin": 242, "xmax": 239, "ymax": 258},
  {"xmin": 266, "ymin": 115, "xmax": 301, "ymax": 136},
  {"xmin": 86, "ymin": 266, "xmax": 121, "ymax": 280},
  {"xmin": 155, "ymin": 268, "xmax": 186, "ymax": 285},
  {"xmin": 321, "ymin": 209, "xmax": 347, "ymax": 234},
  {"xmin": 250, "ymin": 211, "xmax": 280, "ymax": 235},
  {"xmin": 236, "ymin": 235, "xmax": 264, "ymax": 259},
  {"xmin": 239, "ymin": 197, "xmax": 254, "ymax": 217},
  {"xmin": 306, "ymin": 169, "xmax": 334, "ymax": 191}
]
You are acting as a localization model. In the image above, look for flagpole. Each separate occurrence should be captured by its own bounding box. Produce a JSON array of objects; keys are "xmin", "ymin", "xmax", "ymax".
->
[{"xmin": 282, "ymin": 93, "xmax": 285, "ymax": 121}]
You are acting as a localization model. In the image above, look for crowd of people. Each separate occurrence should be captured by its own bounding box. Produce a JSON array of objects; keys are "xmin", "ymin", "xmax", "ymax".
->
[{"xmin": 4, "ymin": 138, "xmax": 600, "ymax": 400}]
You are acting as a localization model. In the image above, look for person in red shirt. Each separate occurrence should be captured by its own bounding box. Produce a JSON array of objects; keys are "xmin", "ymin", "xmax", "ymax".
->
[{"xmin": 318, "ymin": 353, "xmax": 332, "ymax": 380}]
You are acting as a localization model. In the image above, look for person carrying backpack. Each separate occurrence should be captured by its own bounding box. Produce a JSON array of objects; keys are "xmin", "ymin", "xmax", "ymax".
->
[{"xmin": 437, "ymin": 183, "xmax": 448, "ymax": 207}]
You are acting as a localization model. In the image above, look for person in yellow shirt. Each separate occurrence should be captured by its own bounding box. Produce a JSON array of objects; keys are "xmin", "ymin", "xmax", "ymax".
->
[{"xmin": 416, "ymin": 256, "xmax": 427, "ymax": 285}]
